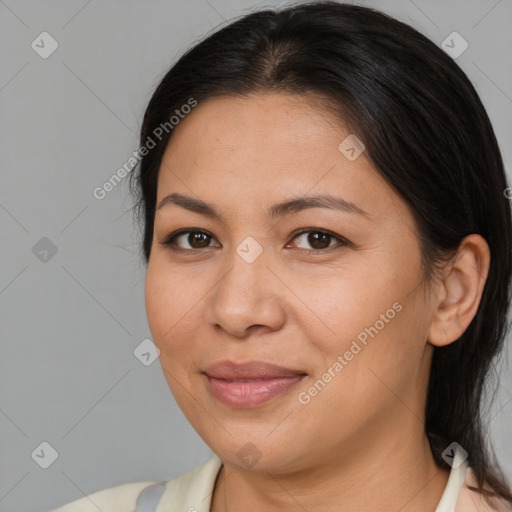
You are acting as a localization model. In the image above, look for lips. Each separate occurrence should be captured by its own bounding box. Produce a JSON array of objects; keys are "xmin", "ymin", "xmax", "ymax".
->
[
  {"xmin": 202, "ymin": 360, "xmax": 307, "ymax": 408},
  {"xmin": 202, "ymin": 360, "xmax": 307, "ymax": 380}
]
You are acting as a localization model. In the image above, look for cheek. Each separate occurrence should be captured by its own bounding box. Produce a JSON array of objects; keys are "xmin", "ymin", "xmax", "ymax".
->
[
  {"xmin": 144, "ymin": 258, "xmax": 194, "ymax": 359},
  {"xmin": 145, "ymin": 261, "xmax": 199, "ymax": 409},
  {"xmin": 289, "ymin": 258, "xmax": 406, "ymax": 351},
  {"xmin": 322, "ymin": 290, "xmax": 429, "ymax": 413},
  {"xmin": 291, "ymin": 255, "xmax": 427, "ymax": 391},
  {"xmin": 145, "ymin": 254, "xmax": 197, "ymax": 329},
  {"xmin": 145, "ymin": 261, "xmax": 170, "ymax": 340}
]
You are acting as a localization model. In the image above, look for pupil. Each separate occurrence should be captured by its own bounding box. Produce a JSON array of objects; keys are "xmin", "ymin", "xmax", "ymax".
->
[
  {"xmin": 309, "ymin": 232, "xmax": 329, "ymax": 249},
  {"xmin": 190, "ymin": 232, "xmax": 209, "ymax": 248}
]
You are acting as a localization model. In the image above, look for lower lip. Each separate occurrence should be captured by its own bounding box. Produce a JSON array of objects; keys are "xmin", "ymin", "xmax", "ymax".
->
[{"xmin": 205, "ymin": 374, "xmax": 306, "ymax": 408}]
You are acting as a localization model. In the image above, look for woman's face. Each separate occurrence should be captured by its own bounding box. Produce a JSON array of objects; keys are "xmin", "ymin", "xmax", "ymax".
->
[{"xmin": 145, "ymin": 93, "xmax": 438, "ymax": 473}]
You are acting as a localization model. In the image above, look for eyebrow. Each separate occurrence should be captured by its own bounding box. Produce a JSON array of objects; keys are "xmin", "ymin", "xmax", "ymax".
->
[{"xmin": 156, "ymin": 192, "xmax": 370, "ymax": 220}]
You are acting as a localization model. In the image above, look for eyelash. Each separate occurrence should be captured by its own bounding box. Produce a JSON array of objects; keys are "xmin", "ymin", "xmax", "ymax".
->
[{"xmin": 159, "ymin": 228, "xmax": 351, "ymax": 254}]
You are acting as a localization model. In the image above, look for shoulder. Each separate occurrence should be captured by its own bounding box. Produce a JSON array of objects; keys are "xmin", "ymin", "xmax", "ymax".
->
[
  {"xmin": 47, "ymin": 455, "xmax": 223, "ymax": 512},
  {"xmin": 157, "ymin": 454, "xmax": 223, "ymax": 511},
  {"xmin": 47, "ymin": 481, "xmax": 164, "ymax": 512},
  {"xmin": 456, "ymin": 468, "xmax": 512, "ymax": 512}
]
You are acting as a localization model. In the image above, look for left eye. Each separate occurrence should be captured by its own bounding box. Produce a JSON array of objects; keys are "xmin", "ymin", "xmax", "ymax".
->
[
  {"xmin": 290, "ymin": 229, "xmax": 348, "ymax": 251},
  {"xmin": 160, "ymin": 228, "xmax": 349, "ymax": 252}
]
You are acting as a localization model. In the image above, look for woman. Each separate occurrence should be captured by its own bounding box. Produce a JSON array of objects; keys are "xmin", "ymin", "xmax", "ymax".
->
[{"xmin": 50, "ymin": 1, "xmax": 512, "ymax": 511}]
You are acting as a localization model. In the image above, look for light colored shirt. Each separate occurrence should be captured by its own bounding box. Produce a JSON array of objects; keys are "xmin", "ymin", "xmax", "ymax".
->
[{"xmin": 48, "ymin": 451, "xmax": 510, "ymax": 512}]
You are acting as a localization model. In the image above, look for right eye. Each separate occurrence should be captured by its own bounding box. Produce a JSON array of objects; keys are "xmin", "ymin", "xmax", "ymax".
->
[{"xmin": 159, "ymin": 229, "xmax": 221, "ymax": 252}]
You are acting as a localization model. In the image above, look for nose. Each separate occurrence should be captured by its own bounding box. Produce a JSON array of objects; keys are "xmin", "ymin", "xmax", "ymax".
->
[{"xmin": 204, "ymin": 243, "xmax": 286, "ymax": 338}]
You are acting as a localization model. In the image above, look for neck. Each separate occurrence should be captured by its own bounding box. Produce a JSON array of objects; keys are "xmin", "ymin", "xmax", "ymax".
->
[{"xmin": 210, "ymin": 418, "xmax": 450, "ymax": 512}]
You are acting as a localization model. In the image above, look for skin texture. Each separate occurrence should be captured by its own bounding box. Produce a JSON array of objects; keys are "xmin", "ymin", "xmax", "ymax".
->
[{"xmin": 144, "ymin": 93, "xmax": 490, "ymax": 511}]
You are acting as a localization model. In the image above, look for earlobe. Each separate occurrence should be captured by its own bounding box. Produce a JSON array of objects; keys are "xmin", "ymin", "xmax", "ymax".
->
[{"xmin": 427, "ymin": 234, "xmax": 490, "ymax": 348}]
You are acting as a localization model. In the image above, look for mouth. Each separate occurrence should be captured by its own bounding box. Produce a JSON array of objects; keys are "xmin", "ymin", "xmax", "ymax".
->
[
  {"xmin": 202, "ymin": 360, "xmax": 308, "ymax": 408},
  {"xmin": 204, "ymin": 374, "xmax": 307, "ymax": 408}
]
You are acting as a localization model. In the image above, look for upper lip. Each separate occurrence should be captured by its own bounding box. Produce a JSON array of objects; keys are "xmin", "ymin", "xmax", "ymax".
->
[{"xmin": 203, "ymin": 360, "xmax": 307, "ymax": 380}]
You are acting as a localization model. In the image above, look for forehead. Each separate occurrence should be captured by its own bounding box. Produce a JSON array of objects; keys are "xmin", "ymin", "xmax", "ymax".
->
[
  {"xmin": 156, "ymin": 93, "xmax": 410, "ymax": 224},
  {"xmin": 165, "ymin": 92, "xmax": 347, "ymax": 154}
]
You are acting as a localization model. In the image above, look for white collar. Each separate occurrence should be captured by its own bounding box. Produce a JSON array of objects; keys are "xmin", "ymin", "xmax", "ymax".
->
[
  {"xmin": 435, "ymin": 447, "xmax": 469, "ymax": 512},
  {"xmin": 155, "ymin": 449, "xmax": 469, "ymax": 512}
]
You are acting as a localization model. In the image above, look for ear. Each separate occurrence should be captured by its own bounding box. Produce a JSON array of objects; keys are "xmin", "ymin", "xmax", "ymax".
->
[{"xmin": 427, "ymin": 234, "xmax": 490, "ymax": 347}]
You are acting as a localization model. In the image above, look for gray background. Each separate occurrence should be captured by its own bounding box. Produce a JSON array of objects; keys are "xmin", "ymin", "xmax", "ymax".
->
[{"xmin": 0, "ymin": 0, "xmax": 511, "ymax": 511}]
